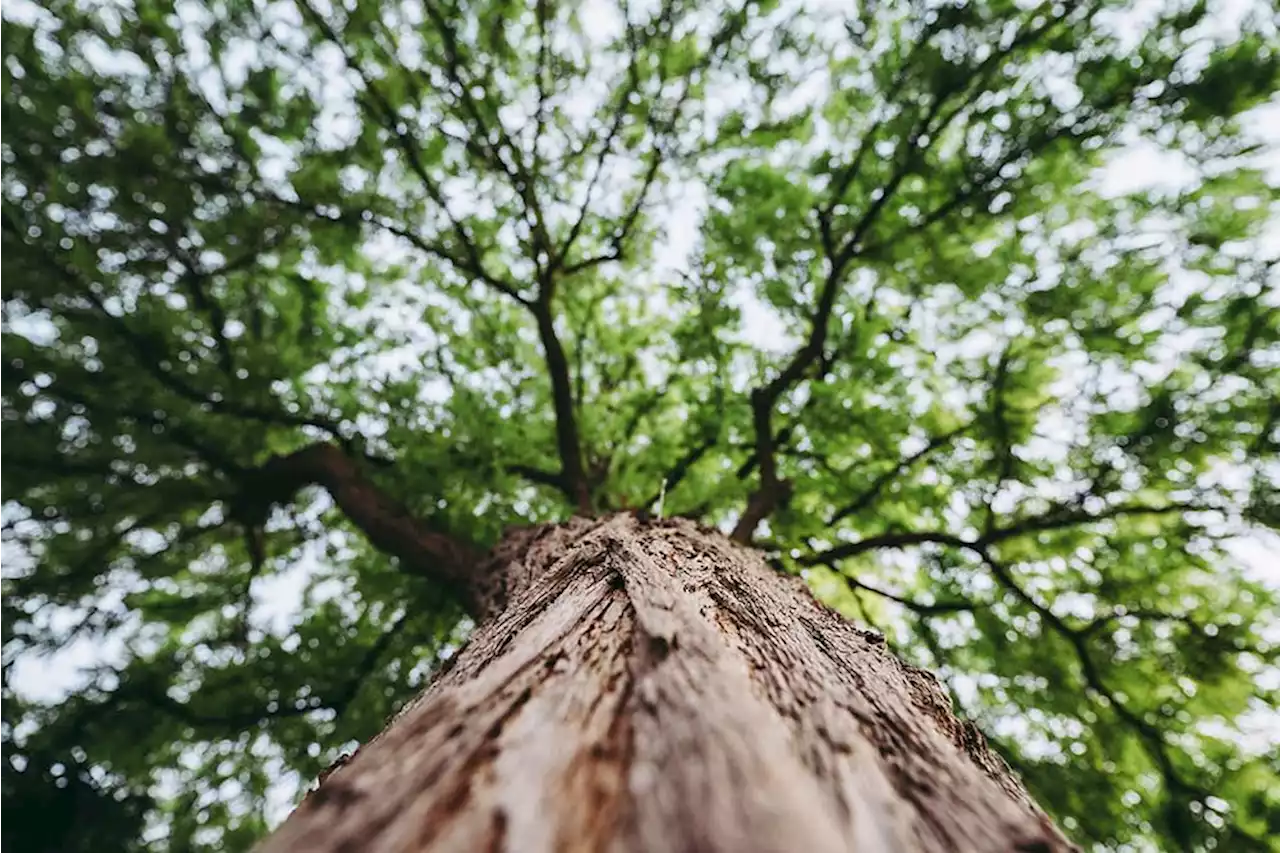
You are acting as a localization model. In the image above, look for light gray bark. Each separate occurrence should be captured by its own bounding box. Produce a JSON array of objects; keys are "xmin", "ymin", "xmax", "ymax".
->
[{"xmin": 261, "ymin": 513, "xmax": 1070, "ymax": 853}]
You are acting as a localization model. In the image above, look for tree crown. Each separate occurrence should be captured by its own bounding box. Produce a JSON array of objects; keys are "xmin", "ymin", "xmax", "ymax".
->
[{"xmin": 3, "ymin": 0, "xmax": 1278, "ymax": 849}]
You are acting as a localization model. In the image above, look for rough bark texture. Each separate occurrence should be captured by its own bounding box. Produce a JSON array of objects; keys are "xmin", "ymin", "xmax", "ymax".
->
[{"xmin": 261, "ymin": 513, "xmax": 1072, "ymax": 853}]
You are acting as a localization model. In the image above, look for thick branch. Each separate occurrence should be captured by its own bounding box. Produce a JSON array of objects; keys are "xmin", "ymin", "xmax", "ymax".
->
[
  {"xmin": 532, "ymin": 305, "xmax": 592, "ymax": 513},
  {"xmin": 506, "ymin": 464, "xmax": 568, "ymax": 492},
  {"xmin": 246, "ymin": 443, "xmax": 484, "ymax": 611},
  {"xmin": 799, "ymin": 530, "xmax": 972, "ymax": 565}
]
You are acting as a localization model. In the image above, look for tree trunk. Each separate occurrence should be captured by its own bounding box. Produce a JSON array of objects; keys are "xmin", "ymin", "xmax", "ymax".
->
[{"xmin": 261, "ymin": 513, "xmax": 1070, "ymax": 853}]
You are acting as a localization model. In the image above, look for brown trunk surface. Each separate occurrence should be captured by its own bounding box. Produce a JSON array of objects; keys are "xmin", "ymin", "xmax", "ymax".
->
[{"xmin": 261, "ymin": 514, "xmax": 1070, "ymax": 853}]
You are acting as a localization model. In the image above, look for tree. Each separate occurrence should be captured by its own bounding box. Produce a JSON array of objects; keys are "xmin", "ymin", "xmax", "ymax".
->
[{"xmin": 2, "ymin": 0, "xmax": 1277, "ymax": 849}]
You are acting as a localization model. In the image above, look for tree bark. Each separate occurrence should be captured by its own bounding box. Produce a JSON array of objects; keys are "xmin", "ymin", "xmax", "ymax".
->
[{"xmin": 260, "ymin": 513, "xmax": 1071, "ymax": 853}]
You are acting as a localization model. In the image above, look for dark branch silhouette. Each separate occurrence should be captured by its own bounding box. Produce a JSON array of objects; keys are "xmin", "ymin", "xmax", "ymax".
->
[{"xmin": 237, "ymin": 443, "xmax": 483, "ymax": 611}]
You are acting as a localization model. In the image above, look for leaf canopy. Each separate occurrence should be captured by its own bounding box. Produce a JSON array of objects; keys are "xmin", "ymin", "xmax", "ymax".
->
[{"xmin": 3, "ymin": 0, "xmax": 1279, "ymax": 850}]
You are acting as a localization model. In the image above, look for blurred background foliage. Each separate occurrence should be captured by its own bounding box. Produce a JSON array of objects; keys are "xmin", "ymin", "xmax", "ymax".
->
[{"xmin": 2, "ymin": 0, "xmax": 1278, "ymax": 849}]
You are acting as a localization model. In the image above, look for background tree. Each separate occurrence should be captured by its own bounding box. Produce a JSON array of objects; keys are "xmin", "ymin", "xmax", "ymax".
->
[{"xmin": 2, "ymin": 0, "xmax": 1278, "ymax": 850}]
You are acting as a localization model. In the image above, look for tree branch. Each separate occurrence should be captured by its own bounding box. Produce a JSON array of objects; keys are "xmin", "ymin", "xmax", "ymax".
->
[
  {"xmin": 643, "ymin": 433, "xmax": 718, "ymax": 513},
  {"xmin": 277, "ymin": 198, "xmax": 527, "ymax": 304},
  {"xmin": 558, "ymin": 0, "xmax": 747, "ymax": 281},
  {"xmin": 552, "ymin": 0, "xmax": 653, "ymax": 276},
  {"xmin": 419, "ymin": 0, "xmax": 554, "ymax": 269},
  {"xmin": 800, "ymin": 530, "xmax": 972, "ymax": 565},
  {"xmin": 735, "ymin": 9, "xmax": 1080, "ymax": 542},
  {"xmin": 240, "ymin": 443, "xmax": 484, "ymax": 613},
  {"xmin": 805, "ymin": 501, "xmax": 1210, "ymax": 566},
  {"xmin": 801, "ymin": 487, "xmax": 1258, "ymax": 844},
  {"xmin": 968, "ymin": 544, "xmax": 1266, "ymax": 848},
  {"xmin": 828, "ymin": 423, "xmax": 971, "ymax": 525},
  {"xmin": 984, "ymin": 346, "xmax": 1016, "ymax": 537},
  {"xmin": 838, "ymin": 573, "xmax": 977, "ymax": 616},
  {"xmin": 506, "ymin": 464, "xmax": 568, "ymax": 492},
  {"xmin": 6, "ymin": 218, "xmax": 368, "ymax": 458},
  {"xmin": 532, "ymin": 304, "xmax": 592, "ymax": 513},
  {"xmin": 985, "ymin": 501, "xmax": 1211, "ymax": 545},
  {"xmin": 295, "ymin": 0, "xmax": 518, "ymax": 301}
]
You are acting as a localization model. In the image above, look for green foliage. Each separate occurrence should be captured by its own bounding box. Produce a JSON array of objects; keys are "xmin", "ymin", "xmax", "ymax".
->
[{"xmin": 3, "ymin": 0, "xmax": 1278, "ymax": 850}]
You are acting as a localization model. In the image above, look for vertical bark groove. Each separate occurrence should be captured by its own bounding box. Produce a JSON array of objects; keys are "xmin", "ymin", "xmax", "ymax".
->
[{"xmin": 262, "ymin": 514, "xmax": 1072, "ymax": 853}]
